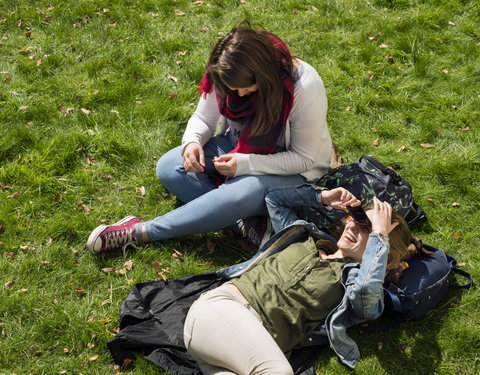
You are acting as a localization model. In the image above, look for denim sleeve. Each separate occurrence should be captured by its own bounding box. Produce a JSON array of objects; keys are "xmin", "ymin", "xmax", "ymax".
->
[
  {"xmin": 265, "ymin": 184, "xmax": 327, "ymax": 233},
  {"xmin": 345, "ymin": 233, "xmax": 389, "ymax": 320}
]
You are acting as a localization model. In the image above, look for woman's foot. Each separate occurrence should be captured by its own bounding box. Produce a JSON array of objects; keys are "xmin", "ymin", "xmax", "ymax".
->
[
  {"xmin": 87, "ymin": 216, "xmax": 142, "ymax": 253},
  {"xmin": 241, "ymin": 216, "xmax": 273, "ymax": 248}
]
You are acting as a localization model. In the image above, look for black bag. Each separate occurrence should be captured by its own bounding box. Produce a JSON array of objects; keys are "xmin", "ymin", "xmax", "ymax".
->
[
  {"xmin": 296, "ymin": 155, "xmax": 427, "ymax": 231},
  {"xmin": 383, "ymin": 244, "xmax": 473, "ymax": 322}
]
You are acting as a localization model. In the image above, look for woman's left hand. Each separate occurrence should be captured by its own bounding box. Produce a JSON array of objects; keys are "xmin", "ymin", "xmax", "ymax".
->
[
  {"xmin": 371, "ymin": 197, "xmax": 399, "ymax": 235},
  {"xmin": 213, "ymin": 154, "xmax": 237, "ymax": 177}
]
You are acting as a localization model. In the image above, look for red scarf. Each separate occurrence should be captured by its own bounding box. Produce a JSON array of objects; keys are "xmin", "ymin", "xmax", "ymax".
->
[{"xmin": 199, "ymin": 31, "xmax": 295, "ymax": 155}]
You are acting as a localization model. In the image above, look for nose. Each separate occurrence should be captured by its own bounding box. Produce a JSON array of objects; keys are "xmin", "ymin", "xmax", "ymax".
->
[
  {"xmin": 345, "ymin": 220, "xmax": 358, "ymax": 232},
  {"xmin": 238, "ymin": 89, "xmax": 248, "ymax": 97}
]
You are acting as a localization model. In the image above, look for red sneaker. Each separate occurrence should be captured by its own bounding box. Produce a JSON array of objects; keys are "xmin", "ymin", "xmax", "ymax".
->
[
  {"xmin": 87, "ymin": 216, "xmax": 142, "ymax": 254},
  {"xmin": 241, "ymin": 216, "xmax": 273, "ymax": 248}
]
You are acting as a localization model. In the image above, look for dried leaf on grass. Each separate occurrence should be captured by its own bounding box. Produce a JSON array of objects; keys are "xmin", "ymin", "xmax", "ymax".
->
[
  {"xmin": 330, "ymin": 143, "xmax": 344, "ymax": 168},
  {"xmin": 7, "ymin": 192, "xmax": 20, "ymax": 199},
  {"xmin": 452, "ymin": 232, "xmax": 461, "ymax": 240},
  {"xmin": 135, "ymin": 186, "xmax": 146, "ymax": 196},
  {"xmin": 157, "ymin": 269, "xmax": 169, "ymax": 281},
  {"xmin": 172, "ymin": 249, "xmax": 184, "ymax": 261},
  {"xmin": 77, "ymin": 200, "xmax": 93, "ymax": 212},
  {"xmin": 4, "ymin": 280, "xmax": 15, "ymax": 288},
  {"xmin": 152, "ymin": 260, "xmax": 162, "ymax": 269},
  {"xmin": 420, "ymin": 143, "xmax": 433, "ymax": 149},
  {"xmin": 59, "ymin": 107, "xmax": 73, "ymax": 115},
  {"xmin": 124, "ymin": 259, "xmax": 133, "ymax": 271},
  {"xmin": 206, "ymin": 240, "xmax": 216, "ymax": 254}
]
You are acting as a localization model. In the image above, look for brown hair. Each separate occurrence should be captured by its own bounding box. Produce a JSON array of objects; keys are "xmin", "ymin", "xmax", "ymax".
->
[
  {"xmin": 385, "ymin": 211, "xmax": 414, "ymax": 271},
  {"xmin": 206, "ymin": 20, "xmax": 294, "ymax": 136}
]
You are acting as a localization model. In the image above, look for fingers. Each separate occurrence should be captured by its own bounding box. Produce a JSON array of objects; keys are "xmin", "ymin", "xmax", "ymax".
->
[
  {"xmin": 372, "ymin": 197, "xmax": 396, "ymax": 234},
  {"xmin": 338, "ymin": 188, "xmax": 360, "ymax": 208},
  {"xmin": 183, "ymin": 143, "xmax": 205, "ymax": 172},
  {"xmin": 322, "ymin": 188, "xmax": 360, "ymax": 209},
  {"xmin": 214, "ymin": 154, "xmax": 237, "ymax": 177}
]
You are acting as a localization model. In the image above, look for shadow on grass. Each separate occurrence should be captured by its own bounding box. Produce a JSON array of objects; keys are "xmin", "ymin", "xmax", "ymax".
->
[{"xmin": 313, "ymin": 289, "xmax": 471, "ymax": 374}]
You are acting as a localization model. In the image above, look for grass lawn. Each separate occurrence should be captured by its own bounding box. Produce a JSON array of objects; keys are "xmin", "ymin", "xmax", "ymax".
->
[{"xmin": 1, "ymin": 0, "xmax": 479, "ymax": 374}]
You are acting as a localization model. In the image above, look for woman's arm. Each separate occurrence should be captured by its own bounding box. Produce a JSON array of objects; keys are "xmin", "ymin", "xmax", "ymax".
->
[
  {"xmin": 345, "ymin": 233, "xmax": 390, "ymax": 320},
  {"xmin": 345, "ymin": 199, "xmax": 398, "ymax": 320},
  {"xmin": 182, "ymin": 93, "xmax": 221, "ymax": 152},
  {"xmin": 265, "ymin": 186, "xmax": 361, "ymax": 233},
  {"xmin": 234, "ymin": 61, "xmax": 331, "ymax": 180}
]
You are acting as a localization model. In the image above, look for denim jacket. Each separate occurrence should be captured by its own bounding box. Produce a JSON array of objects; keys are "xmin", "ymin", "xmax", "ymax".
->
[{"xmin": 217, "ymin": 221, "xmax": 389, "ymax": 368}]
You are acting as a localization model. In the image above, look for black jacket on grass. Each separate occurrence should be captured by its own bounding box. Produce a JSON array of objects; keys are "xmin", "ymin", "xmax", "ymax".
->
[{"xmin": 107, "ymin": 271, "xmax": 320, "ymax": 375}]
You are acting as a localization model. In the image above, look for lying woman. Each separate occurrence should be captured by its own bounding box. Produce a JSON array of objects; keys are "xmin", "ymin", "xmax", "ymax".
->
[{"xmin": 183, "ymin": 197, "xmax": 414, "ymax": 374}]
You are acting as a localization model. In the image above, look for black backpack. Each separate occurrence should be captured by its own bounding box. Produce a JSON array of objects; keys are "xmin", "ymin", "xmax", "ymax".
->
[{"xmin": 296, "ymin": 155, "xmax": 427, "ymax": 232}]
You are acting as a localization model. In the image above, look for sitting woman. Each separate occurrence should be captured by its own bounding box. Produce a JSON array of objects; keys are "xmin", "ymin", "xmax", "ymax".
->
[{"xmin": 183, "ymin": 197, "xmax": 413, "ymax": 374}]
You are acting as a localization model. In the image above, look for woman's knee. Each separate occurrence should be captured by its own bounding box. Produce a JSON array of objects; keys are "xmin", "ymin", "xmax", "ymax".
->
[
  {"xmin": 270, "ymin": 363, "xmax": 294, "ymax": 375},
  {"xmin": 156, "ymin": 146, "xmax": 183, "ymax": 184}
]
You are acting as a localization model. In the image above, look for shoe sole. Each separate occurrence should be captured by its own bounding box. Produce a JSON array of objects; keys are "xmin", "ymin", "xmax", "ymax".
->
[{"xmin": 86, "ymin": 215, "xmax": 138, "ymax": 254}]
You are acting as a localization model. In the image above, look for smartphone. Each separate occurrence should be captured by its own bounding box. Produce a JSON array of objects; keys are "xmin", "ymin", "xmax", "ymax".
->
[{"xmin": 347, "ymin": 205, "xmax": 372, "ymax": 229}]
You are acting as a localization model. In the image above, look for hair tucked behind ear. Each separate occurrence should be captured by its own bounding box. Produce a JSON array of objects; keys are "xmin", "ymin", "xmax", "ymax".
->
[{"xmin": 386, "ymin": 212, "xmax": 412, "ymax": 271}]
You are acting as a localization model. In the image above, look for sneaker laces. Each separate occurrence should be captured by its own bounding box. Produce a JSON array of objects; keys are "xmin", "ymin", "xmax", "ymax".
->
[{"xmin": 105, "ymin": 228, "xmax": 137, "ymax": 254}]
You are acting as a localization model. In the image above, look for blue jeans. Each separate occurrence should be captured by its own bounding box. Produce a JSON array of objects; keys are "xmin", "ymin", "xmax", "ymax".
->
[
  {"xmin": 265, "ymin": 184, "xmax": 325, "ymax": 233},
  {"xmin": 141, "ymin": 135, "xmax": 306, "ymax": 242}
]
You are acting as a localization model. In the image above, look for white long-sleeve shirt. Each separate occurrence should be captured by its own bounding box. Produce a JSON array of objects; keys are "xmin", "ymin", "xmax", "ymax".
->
[{"xmin": 182, "ymin": 59, "xmax": 332, "ymax": 182}]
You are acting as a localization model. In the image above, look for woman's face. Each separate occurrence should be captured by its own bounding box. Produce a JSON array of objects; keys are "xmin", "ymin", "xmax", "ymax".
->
[
  {"xmin": 229, "ymin": 84, "xmax": 258, "ymax": 97},
  {"xmin": 336, "ymin": 209, "xmax": 374, "ymax": 260}
]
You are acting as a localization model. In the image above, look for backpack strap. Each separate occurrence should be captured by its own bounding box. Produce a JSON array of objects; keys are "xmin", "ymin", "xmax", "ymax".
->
[
  {"xmin": 384, "ymin": 288, "xmax": 403, "ymax": 315},
  {"xmin": 406, "ymin": 203, "xmax": 428, "ymax": 228},
  {"xmin": 446, "ymin": 254, "xmax": 474, "ymax": 289},
  {"xmin": 452, "ymin": 267, "xmax": 474, "ymax": 289}
]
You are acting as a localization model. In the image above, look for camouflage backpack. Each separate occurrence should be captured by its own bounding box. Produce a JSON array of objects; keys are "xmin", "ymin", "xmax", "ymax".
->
[{"xmin": 297, "ymin": 155, "xmax": 427, "ymax": 233}]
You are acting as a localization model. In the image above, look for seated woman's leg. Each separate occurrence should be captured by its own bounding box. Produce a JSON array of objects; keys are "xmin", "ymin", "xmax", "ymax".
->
[
  {"xmin": 184, "ymin": 285, "xmax": 293, "ymax": 375},
  {"xmin": 87, "ymin": 173, "xmax": 305, "ymax": 252},
  {"xmin": 156, "ymin": 135, "xmax": 234, "ymax": 203},
  {"xmin": 140, "ymin": 173, "xmax": 306, "ymax": 242}
]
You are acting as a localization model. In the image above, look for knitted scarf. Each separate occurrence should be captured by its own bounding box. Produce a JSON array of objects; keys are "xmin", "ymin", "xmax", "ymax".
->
[{"xmin": 199, "ymin": 31, "xmax": 295, "ymax": 155}]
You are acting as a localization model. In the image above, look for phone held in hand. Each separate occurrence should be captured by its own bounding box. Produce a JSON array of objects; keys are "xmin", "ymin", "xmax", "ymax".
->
[{"xmin": 348, "ymin": 205, "xmax": 372, "ymax": 229}]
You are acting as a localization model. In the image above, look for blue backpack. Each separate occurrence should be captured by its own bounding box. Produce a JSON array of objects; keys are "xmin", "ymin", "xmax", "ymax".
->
[{"xmin": 381, "ymin": 244, "xmax": 473, "ymax": 323}]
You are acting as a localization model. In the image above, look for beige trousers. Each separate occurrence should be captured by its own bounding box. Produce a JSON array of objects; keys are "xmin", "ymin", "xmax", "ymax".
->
[{"xmin": 184, "ymin": 283, "xmax": 294, "ymax": 375}]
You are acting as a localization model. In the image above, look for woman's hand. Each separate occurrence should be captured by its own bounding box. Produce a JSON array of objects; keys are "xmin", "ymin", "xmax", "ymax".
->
[
  {"xmin": 183, "ymin": 142, "xmax": 205, "ymax": 173},
  {"xmin": 213, "ymin": 154, "xmax": 237, "ymax": 177},
  {"xmin": 320, "ymin": 187, "xmax": 361, "ymax": 210},
  {"xmin": 370, "ymin": 197, "xmax": 399, "ymax": 235}
]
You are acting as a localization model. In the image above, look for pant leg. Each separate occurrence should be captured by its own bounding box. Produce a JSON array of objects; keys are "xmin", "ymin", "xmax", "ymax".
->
[
  {"xmin": 139, "ymin": 173, "xmax": 306, "ymax": 241},
  {"xmin": 184, "ymin": 285, "xmax": 293, "ymax": 375},
  {"xmin": 265, "ymin": 184, "xmax": 325, "ymax": 232},
  {"xmin": 156, "ymin": 135, "xmax": 234, "ymax": 203}
]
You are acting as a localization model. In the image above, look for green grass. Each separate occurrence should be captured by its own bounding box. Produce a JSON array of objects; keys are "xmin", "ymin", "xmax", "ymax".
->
[{"xmin": 1, "ymin": 0, "xmax": 479, "ymax": 373}]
